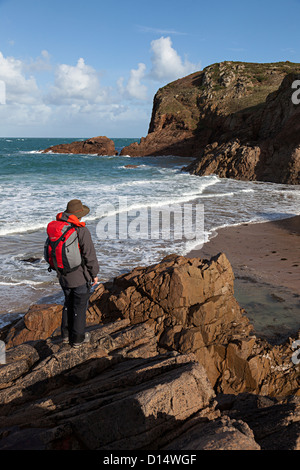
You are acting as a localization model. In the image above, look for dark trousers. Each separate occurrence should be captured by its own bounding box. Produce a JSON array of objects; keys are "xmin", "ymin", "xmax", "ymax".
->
[{"xmin": 61, "ymin": 283, "xmax": 90, "ymax": 344}]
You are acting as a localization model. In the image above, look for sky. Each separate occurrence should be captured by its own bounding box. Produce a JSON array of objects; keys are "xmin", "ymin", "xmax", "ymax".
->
[{"xmin": 0, "ymin": 0, "xmax": 299, "ymax": 138}]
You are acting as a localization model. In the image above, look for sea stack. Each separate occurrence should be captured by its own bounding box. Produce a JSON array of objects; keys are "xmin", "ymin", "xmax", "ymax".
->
[{"xmin": 42, "ymin": 136, "xmax": 118, "ymax": 156}]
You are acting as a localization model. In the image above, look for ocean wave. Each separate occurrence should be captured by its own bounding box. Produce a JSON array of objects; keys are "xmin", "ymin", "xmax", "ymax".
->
[
  {"xmin": 118, "ymin": 164, "xmax": 147, "ymax": 170},
  {"xmin": 272, "ymin": 189, "xmax": 300, "ymax": 196},
  {"xmin": 0, "ymin": 222, "xmax": 47, "ymax": 237},
  {"xmin": 207, "ymin": 213, "xmax": 299, "ymax": 235},
  {"xmin": 0, "ymin": 279, "xmax": 45, "ymax": 287},
  {"xmin": 99, "ymin": 179, "xmax": 162, "ymax": 191},
  {"xmin": 196, "ymin": 188, "xmax": 255, "ymax": 198},
  {"xmin": 178, "ymin": 235, "xmax": 210, "ymax": 255}
]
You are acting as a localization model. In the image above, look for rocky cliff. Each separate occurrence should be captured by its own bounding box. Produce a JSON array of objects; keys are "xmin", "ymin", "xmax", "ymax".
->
[
  {"xmin": 0, "ymin": 254, "xmax": 299, "ymax": 450},
  {"xmin": 120, "ymin": 61, "xmax": 300, "ymax": 184}
]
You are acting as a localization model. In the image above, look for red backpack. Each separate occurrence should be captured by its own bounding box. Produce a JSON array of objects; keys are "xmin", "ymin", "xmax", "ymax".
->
[{"xmin": 44, "ymin": 220, "xmax": 83, "ymax": 275}]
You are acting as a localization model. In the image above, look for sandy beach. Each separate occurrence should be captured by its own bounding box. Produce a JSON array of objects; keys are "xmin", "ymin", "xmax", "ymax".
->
[
  {"xmin": 187, "ymin": 215, "xmax": 300, "ymax": 294},
  {"xmin": 187, "ymin": 215, "xmax": 300, "ymax": 343}
]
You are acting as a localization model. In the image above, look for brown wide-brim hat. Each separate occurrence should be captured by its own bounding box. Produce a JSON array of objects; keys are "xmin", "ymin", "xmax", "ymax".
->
[{"xmin": 65, "ymin": 199, "xmax": 90, "ymax": 218}]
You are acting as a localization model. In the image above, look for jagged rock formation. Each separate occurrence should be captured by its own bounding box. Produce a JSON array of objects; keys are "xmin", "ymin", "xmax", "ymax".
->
[
  {"xmin": 0, "ymin": 324, "xmax": 260, "ymax": 450},
  {"xmin": 42, "ymin": 136, "xmax": 117, "ymax": 156},
  {"xmin": 184, "ymin": 73, "xmax": 300, "ymax": 184},
  {"xmin": 0, "ymin": 254, "xmax": 299, "ymax": 450},
  {"xmin": 86, "ymin": 253, "xmax": 299, "ymax": 398},
  {"xmin": 120, "ymin": 61, "xmax": 300, "ymax": 184}
]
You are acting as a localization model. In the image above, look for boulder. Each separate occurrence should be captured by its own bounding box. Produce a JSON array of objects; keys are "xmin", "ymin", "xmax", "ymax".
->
[{"xmin": 4, "ymin": 304, "xmax": 63, "ymax": 349}]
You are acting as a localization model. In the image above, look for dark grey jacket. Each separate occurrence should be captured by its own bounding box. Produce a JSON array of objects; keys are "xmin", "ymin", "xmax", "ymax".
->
[{"xmin": 57, "ymin": 214, "xmax": 99, "ymax": 288}]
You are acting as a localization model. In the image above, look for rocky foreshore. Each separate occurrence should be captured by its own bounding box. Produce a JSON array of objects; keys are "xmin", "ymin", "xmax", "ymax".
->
[{"xmin": 0, "ymin": 253, "xmax": 299, "ymax": 450}]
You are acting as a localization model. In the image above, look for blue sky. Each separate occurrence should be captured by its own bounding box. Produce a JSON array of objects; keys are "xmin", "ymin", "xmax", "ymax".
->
[{"xmin": 0, "ymin": 0, "xmax": 299, "ymax": 137}]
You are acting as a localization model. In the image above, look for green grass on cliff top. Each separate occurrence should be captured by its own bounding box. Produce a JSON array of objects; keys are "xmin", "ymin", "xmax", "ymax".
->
[{"xmin": 157, "ymin": 60, "xmax": 300, "ymax": 119}]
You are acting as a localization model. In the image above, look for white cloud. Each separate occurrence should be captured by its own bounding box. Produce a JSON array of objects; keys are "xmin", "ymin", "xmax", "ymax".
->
[
  {"xmin": 0, "ymin": 50, "xmax": 152, "ymax": 136},
  {"xmin": 0, "ymin": 39, "xmax": 201, "ymax": 136},
  {"xmin": 25, "ymin": 50, "xmax": 52, "ymax": 73},
  {"xmin": 41, "ymin": 50, "xmax": 50, "ymax": 59},
  {"xmin": 149, "ymin": 36, "xmax": 199, "ymax": 82},
  {"xmin": 118, "ymin": 62, "xmax": 148, "ymax": 101},
  {"xmin": 0, "ymin": 51, "xmax": 40, "ymax": 104},
  {"xmin": 47, "ymin": 57, "xmax": 107, "ymax": 105},
  {"xmin": 0, "ymin": 50, "xmax": 53, "ymax": 134},
  {"xmin": 118, "ymin": 37, "xmax": 200, "ymax": 100},
  {"xmin": 127, "ymin": 63, "xmax": 147, "ymax": 100}
]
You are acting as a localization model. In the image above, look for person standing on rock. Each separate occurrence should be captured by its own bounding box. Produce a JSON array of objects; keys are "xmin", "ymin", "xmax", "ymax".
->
[{"xmin": 45, "ymin": 199, "xmax": 99, "ymax": 348}]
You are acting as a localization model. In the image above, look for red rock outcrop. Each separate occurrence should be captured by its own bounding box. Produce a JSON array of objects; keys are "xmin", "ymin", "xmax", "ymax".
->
[
  {"xmin": 120, "ymin": 61, "xmax": 300, "ymax": 184},
  {"xmin": 185, "ymin": 73, "xmax": 300, "ymax": 184},
  {"xmin": 4, "ymin": 253, "xmax": 298, "ymax": 398},
  {"xmin": 0, "ymin": 253, "xmax": 299, "ymax": 450},
  {"xmin": 87, "ymin": 253, "xmax": 299, "ymax": 398},
  {"xmin": 0, "ymin": 330, "xmax": 262, "ymax": 450},
  {"xmin": 42, "ymin": 136, "xmax": 117, "ymax": 156}
]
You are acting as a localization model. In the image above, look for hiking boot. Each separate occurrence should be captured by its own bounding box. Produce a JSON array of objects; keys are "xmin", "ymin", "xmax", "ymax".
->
[{"xmin": 72, "ymin": 332, "xmax": 91, "ymax": 349}]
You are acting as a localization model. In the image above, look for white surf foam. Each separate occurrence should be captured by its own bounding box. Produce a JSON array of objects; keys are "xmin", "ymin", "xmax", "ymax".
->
[{"xmin": 0, "ymin": 279, "xmax": 45, "ymax": 287}]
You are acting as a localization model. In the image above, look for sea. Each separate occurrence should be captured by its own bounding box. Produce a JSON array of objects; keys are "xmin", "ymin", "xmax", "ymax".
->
[{"xmin": 0, "ymin": 137, "xmax": 300, "ymax": 341}]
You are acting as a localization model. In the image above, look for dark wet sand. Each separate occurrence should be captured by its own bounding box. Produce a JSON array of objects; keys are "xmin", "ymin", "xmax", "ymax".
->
[{"xmin": 187, "ymin": 215, "xmax": 300, "ymax": 295}]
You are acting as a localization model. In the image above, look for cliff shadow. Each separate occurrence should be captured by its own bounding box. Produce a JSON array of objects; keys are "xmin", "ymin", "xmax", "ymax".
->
[{"xmin": 215, "ymin": 392, "xmax": 300, "ymax": 451}]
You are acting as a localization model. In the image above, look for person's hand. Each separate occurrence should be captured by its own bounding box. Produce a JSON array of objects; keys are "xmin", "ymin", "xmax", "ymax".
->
[{"xmin": 92, "ymin": 277, "xmax": 98, "ymax": 286}]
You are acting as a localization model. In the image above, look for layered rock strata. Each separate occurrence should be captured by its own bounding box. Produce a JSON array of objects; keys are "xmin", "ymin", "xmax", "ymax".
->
[{"xmin": 0, "ymin": 328, "xmax": 261, "ymax": 450}]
